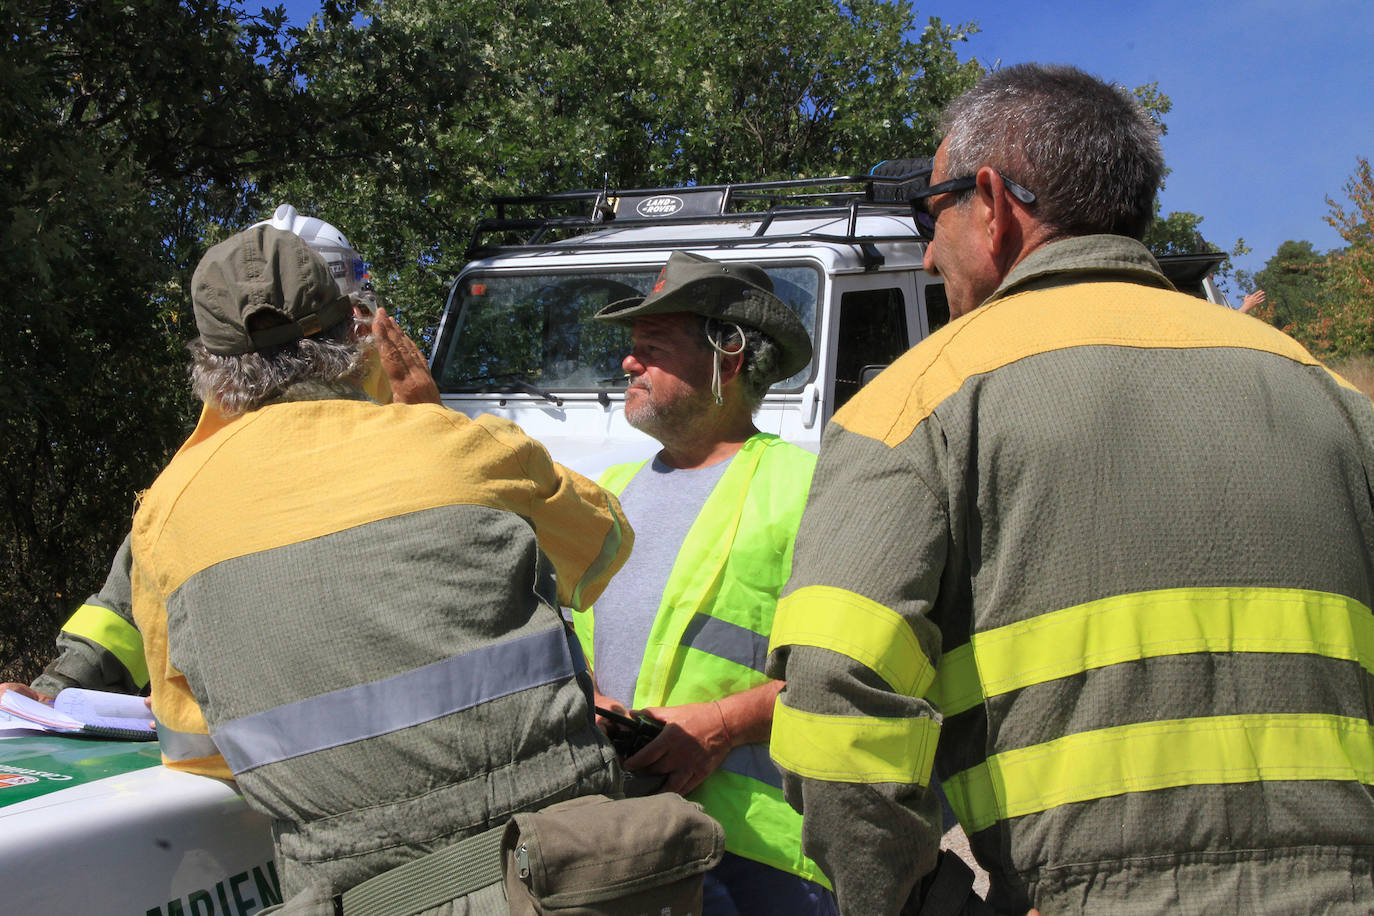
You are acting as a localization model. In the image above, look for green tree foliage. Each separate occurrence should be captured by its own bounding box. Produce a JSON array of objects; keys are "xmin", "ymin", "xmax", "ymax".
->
[
  {"xmin": 1243, "ymin": 159, "xmax": 1373, "ymax": 357},
  {"xmin": 1145, "ymin": 209, "xmax": 1210, "ymax": 254},
  {"xmin": 0, "ymin": 0, "xmax": 466, "ymax": 681},
  {"xmin": 274, "ymin": 0, "xmax": 983, "ymax": 333},
  {"xmin": 1249, "ymin": 240, "xmax": 1330, "ymax": 335},
  {"xmin": 1132, "ymin": 81, "xmax": 1172, "ymax": 136},
  {"xmin": 614, "ymin": 0, "xmax": 981, "ymax": 183},
  {"xmin": 1143, "ymin": 210, "xmax": 1249, "ymax": 291},
  {"xmin": 1316, "ymin": 157, "xmax": 1374, "ymax": 354},
  {"xmin": 0, "ymin": 0, "xmax": 257, "ymax": 680}
]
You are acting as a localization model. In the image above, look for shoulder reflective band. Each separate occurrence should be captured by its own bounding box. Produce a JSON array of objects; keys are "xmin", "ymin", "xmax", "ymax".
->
[
  {"xmin": 156, "ymin": 719, "xmax": 222, "ymax": 762},
  {"xmin": 770, "ymin": 585, "xmax": 934, "ymax": 699},
  {"xmin": 682, "ymin": 613, "xmax": 770, "ymax": 674},
  {"xmin": 769, "ymin": 697, "xmax": 939, "ymax": 785},
  {"xmin": 929, "ymin": 587, "xmax": 1374, "ymax": 717},
  {"xmin": 719, "ymin": 743, "xmax": 784, "ymax": 790},
  {"xmin": 945, "ymin": 712, "xmax": 1374, "ymax": 834},
  {"xmin": 213, "ymin": 627, "xmax": 575, "ymax": 775},
  {"xmin": 62, "ymin": 602, "xmax": 149, "ymax": 688}
]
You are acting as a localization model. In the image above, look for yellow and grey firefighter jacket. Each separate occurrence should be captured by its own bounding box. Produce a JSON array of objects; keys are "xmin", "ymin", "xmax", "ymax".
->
[
  {"xmin": 571, "ymin": 433, "xmax": 828, "ymax": 887},
  {"xmin": 766, "ymin": 235, "xmax": 1374, "ymax": 914},
  {"xmin": 131, "ymin": 382, "xmax": 633, "ymax": 898}
]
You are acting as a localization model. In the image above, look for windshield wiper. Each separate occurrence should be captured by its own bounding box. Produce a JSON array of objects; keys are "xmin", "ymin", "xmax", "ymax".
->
[{"xmin": 453, "ymin": 374, "xmax": 563, "ymax": 407}]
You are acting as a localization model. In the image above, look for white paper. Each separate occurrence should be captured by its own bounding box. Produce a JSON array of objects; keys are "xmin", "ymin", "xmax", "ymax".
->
[
  {"xmin": 54, "ymin": 689, "xmax": 153, "ymax": 731},
  {"xmin": 0, "ymin": 688, "xmax": 154, "ymax": 737},
  {"xmin": 0, "ymin": 691, "xmax": 84, "ymax": 732}
]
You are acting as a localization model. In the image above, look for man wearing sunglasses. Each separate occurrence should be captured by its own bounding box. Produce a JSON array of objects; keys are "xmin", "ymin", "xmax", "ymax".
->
[{"xmin": 767, "ymin": 64, "xmax": 1374, "ymax": 915}]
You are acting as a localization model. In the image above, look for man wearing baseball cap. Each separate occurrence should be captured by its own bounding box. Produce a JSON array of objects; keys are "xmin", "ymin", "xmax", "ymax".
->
[
  {"xmin": 2, "ymin": 207, "xmax": 407, "ymax": 710},
  {"xmin": 568, "ymin": 251, "xmax": 835, "ymax": 914},
  {"xmin": 130, "ymin": 224, "xmax": 632, "ymax": 908}
]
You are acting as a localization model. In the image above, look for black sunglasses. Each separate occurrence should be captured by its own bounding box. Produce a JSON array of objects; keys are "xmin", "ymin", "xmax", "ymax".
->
[{"xmin": 908, "ymin": 173, "xmax": 1037, "ymax": 240}]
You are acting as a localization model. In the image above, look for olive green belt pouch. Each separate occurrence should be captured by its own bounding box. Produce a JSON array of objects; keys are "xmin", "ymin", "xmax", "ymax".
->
[{"xmin": 503, "ymin": 793, "xmax": 725, "ymax": 916}]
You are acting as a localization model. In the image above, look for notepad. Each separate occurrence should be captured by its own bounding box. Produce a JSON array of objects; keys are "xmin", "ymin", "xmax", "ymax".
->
[{"xmin": 0, "ymin": 688, "xmax": 157, "ymax": 741}]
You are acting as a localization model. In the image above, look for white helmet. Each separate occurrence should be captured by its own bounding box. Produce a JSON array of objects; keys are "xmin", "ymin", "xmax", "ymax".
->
[{"xmin": 253, "ymin": 204, "xmax": 367, "ymax": 296}]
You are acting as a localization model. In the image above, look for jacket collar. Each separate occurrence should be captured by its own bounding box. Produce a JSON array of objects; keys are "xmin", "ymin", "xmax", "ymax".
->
[
  {"xmin": 262, "ymin": 379, "xmax": 375, "ymax": 408},
  {"xmin": 987, "ymin": 234, "xmax": 1176, "ymax": 306}
]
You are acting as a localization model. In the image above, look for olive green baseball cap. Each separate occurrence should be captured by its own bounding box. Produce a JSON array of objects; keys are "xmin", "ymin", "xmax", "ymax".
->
[
  {"xmin": 594, "ymin": 251, "xmax": 812, "ymax": 382},
  {"xmin": 192, "ymin": 225, "xmax": 354, "ymax": 355}
]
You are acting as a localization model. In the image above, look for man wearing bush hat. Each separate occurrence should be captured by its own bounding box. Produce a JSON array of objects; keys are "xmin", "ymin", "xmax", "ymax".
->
[
  {"xmin": 130, "ymin": 224, "xmax": 632, "ymax": 909},
  {"xmin": 570, "ymin": 251, "xmax": 837, "ymax": 914}
]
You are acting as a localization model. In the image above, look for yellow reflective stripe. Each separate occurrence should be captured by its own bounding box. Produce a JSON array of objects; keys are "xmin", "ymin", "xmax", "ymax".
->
[
  {"xmin": 771, "ymin": 586, "xmax": 933, "ymax": 698},
  {"xmin": 935, "ymin": 588, "xmax": 1374, "ymax": 718},
  {"xmin": 62, "ymin": 603, "xmax": 148, "ymax": 688},
  {"xmin": 946, "ymin": 713, "xmax": 1374, "ymax": 834},
  {"xmin": 770, "ymin": 697, "xmax": 939, "ymax": 784}
]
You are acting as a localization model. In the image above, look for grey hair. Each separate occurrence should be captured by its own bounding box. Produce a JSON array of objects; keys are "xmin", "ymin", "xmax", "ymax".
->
[
  {"xmin": 940, "ymin": 63, "xmax": 1164, "ymax": 240},
  {"xmin": 700, "ymin": 317, "xmax": 781, "ymax": 413},
  {"xmin": 190, "ymin": 312, "xmax": 372, "ymax": 417}
]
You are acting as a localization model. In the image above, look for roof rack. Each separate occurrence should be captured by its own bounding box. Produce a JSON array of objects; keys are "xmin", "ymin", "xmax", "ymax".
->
[{"xmin": 464, "ymin": 170, "xmax": 933, "ymax": 262}]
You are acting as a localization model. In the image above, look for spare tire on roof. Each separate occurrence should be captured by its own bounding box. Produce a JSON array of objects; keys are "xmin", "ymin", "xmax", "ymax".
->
[{"xmin": 868, "ymin": 158, "xmax": 933, "ymax": 201}]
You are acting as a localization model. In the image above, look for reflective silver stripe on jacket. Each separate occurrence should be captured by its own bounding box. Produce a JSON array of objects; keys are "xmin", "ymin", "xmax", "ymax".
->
[
  {"xmin": 720, "ymin": 743, "xmax": 784, "ymax": 790},
  {"xmin": 680, "ymin": 614, "xmax": 769, "ymax": 674},
  {"xmin": 156, "ymin": 720, "xmax": 222, "ymax": 762},
  {"xmin": 214, "ymin": 627, "xmax": 575, "ymax": 775}
]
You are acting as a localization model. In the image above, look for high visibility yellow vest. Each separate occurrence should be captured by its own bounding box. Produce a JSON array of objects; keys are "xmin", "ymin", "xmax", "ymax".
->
[{"xmin": 572, "ymin": 433, "xmax": 827, "ymax": 886}]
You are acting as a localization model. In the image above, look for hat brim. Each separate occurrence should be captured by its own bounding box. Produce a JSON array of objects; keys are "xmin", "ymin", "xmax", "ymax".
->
[{"xmin": 595, "ymin": 278, "xmax": 812, "ymax": 383}]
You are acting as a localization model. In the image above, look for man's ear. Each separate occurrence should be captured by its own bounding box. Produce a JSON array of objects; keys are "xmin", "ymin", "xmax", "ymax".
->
[
  {"xmin": 717, "ymin": 346, "xmax": 746, "ymax": 386},
  {"xmin": 976, "ymin": 166, "xmax": 1022, "ymax": 268}
]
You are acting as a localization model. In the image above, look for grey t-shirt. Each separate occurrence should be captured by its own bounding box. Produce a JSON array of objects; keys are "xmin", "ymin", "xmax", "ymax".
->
[{"xmin": 592, "ymin": 455, "xmax": 732, "ymax": 708}]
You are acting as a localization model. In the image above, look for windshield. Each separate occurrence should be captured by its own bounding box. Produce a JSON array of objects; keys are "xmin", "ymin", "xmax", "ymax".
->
[{"xmin": 434, "ymin": 264, "xmax": 819, "ymax": 392}]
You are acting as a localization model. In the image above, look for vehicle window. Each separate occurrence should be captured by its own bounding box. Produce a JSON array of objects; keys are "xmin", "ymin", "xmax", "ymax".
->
[
  {"xmin": 924, "ymin": 282, "xmax": 949, "ymax": 335},
  {"xmin": 764, "ymin": 266, "xmax": 820, "ymax": 389},
  {"xmin": 834, "ymin": 287, "xmax": 908, "ymax": 410},
  {"xmin": 434, "ymin": 264, "xmax": 820, "ymax": 392},
  {"xmin": 435, "ymin": 271, "xmax": 646, "ymax": 391}
]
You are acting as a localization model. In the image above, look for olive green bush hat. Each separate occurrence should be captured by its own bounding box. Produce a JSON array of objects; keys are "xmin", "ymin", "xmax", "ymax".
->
[
  {"xmin": 192, "ymin": 225, "xmax": 354, "ymax": 355},
  {"xmin": 594, "ymin": 251, "xmax": 812, "ymax": 383}
]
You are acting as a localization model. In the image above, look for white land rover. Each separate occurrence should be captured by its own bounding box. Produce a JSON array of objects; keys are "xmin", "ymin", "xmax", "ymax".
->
[{"xmin": 429, "ymin": 166, "xmax": 1227, "ymax": 477}]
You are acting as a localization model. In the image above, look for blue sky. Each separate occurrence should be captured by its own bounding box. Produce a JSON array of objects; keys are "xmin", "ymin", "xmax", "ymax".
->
[{"xmin": 279, "ymin": 0, "xmax": 1372, "ymax": 286}]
